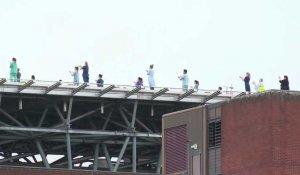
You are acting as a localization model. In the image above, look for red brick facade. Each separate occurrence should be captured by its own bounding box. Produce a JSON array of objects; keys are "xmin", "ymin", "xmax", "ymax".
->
[{"xmin": 222, "ymin": 92, "xmax": 300, "ymax": 175}]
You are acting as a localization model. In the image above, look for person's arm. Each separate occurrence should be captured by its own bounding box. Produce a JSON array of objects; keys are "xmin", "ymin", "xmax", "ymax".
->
[
  {"xmin": 178, "ymin": 75, "xmax": 183, "ymax": 80},
  {"xmin": 69, "ymin": 71, "xmax": 74, "ymax": 76},
  {"xmin": 239, "ymin": 76, "xmax": 244, "ymax": 81}
]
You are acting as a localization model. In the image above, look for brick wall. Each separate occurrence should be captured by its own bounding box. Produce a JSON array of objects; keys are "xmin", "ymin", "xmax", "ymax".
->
[
  {"xmin": 0, "ymin": 166, "xmax": 154, "ymax": 175},
  {"xmin": 221, "ymin": 92, "xmax": 300, "ymax": 175}
]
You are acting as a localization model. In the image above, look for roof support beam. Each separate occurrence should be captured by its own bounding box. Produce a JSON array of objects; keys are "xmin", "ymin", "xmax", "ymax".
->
[
  {"xmin": 0, "ymin": 153, "xmax": 34, "ymax": 163},
  {"xmin": 0, "ymin": 126, "xmax": 162, "ymax": 138},
  {"xmin": 66, "ymin": 133, "xmax": 72, "ymax": 169},
  {"xmin": 156, "ymin": 148, "xmax": 162, "ymax": 174},
  {"xmin": 56, "ymin": 155, "xmax": 93, "ymax": 166},
  {"xmin": 113, "ymin": 136, "xmax": 130, "ymax": 172},
  {"xmin": 38, "ymin": 106, "xmax": 49, "ymax": 127},
  {"xmin": 102, "ymin": 143, "xmax": 114, "ymax": 171},
  {"xmin": 101, "ymin": 110, "xmax": 113, "ymax": 130},
  {"xmin": 124, "ymin": 86, "xmax": 141, "ymax": 99},
  {"xmin": 71, "ymin": 83, "xmax": 88, "ymax": 96},
  {"xmin": 0, "ymin": 78, "xmax": 6, "ymax": 85},
  {"xmin": 0, "ymin": 108, "xmax": 24, "ymax": 127},
  {"xmin": 93, "ymin": 143, "xmax": 100, "ymax": 171},
  {"xmin": 54, "ymin": 104, "xmax": 66, "ymax": 123},
  {"xmin": 151, "ymin": 88, "xmax": 169, "ymax": 100},
  {"xmin": 177, "ymin": 89, "xmax": 194, "ymax": 101},
  {"xmin": 99, "ymin": 85, "xmax": 115, "ymax": 97},
  {"xmin": 121, "ymin": 107, "xmax": 154, "ymax": 133},
  {"xmin": 202, "ymin": 90, "xmax": 221, "ymax": 103},
  {"xmin": 132, "ymin": 136, "xmax": 137, "ymax": 173},
  {"xmin": 234, "ymin": 92, "xmax": 246, "ymax": 98},
  {"xmin": 45, "ymin": 81, "xmax": 61, "ymax": 94},
  {"xmin": 18, "ymin": 80, "xmax": 34, "ymax": 92},
  {"xmin": 35, "ymin": 140, "xmax": 50, "ymax": 168}
]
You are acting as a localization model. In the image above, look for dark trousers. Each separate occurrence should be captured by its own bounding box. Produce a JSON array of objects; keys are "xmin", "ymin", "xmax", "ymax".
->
[{"xmin": 83, "ymin": 74, "xmax": 89, "ymax": 83}]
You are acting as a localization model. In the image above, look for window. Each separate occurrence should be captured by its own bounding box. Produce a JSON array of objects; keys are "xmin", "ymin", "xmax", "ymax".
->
[{"xmin": 208, "ymin": 120, "xmax": 221, "ymax": 148}]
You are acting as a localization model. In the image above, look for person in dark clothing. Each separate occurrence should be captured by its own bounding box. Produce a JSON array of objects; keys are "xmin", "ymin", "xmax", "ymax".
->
[
  {"xmin": 96, "ymin": 74, "xmax": 104, "ymax": 87},
  {"xmin": 81, "ymin": 61, "xmax": 89, "ymax": 83},
  {"xmin": 240, "ymin": 72, "xmax": 251, "ymax": 94},
  {"xmin": 17, "ymin": 68, "xmax": 21, "ymax": 82},
  {"xmin": 279, "ymin": 75, "xmax": 289, "ymax": 90}
]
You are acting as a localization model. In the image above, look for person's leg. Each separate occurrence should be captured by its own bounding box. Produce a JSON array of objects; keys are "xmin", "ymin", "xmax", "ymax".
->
[
  {"xmin": 183, "ymin": 85, "xmax": 188, "ymax": 92},
  {"xmin": 10, "ymin": 73, "xmax": 14, "ymax": 82},
  {"xmin": 86, "ymin": 75, "xmax": 89, "ymax": 83},
  {"xmin": 82, "ymin": 75, "xmax": 86, "ymax": 82},
  {"xmin": 13, "ymin": 73, "xmax": 17, "ymax": 82},
  {"xmin": 83, "ymin": 75, "xmax": 89, "ymax": 83}
]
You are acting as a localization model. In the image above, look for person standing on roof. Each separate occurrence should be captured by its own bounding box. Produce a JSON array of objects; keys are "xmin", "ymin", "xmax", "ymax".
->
[
  {"xmin": 240, "ymin": 72, "xmax": 251, "ymax": 94},
  {"xmin": 96, "ymin": 74, "xmax": 104, "ymax": 87},
  {"xmin": 279, "ymin": 75, "xmax": 289, "ymax": 90},
  {"xmin": 81, "ymin": 61, "xmax": 89, "ymax": 83},
  {"xmin": 252, "ymin": 78, "xmax": 265, "ymax": 93},
  {"xmin": 193, "ymin": 80, "xmax": 199, "ymax": 92},
  {"xmin": 146, "ymin": 64, "xmax": 155, "ymax": 90},
  {"xmin": 10, "ymin": 57, "xmax": 18, "ymax": 82},
  {"xmin": 70, "ymin": 67, "xmax": 79, "ymax": 85},
  {"xmin": 135, "ymin": 77, "xmax": 143, "ymax": 87},
  {"xmin": 17, "ymin": 68, "xmax": 21, "ymax": 82},
  {"xmin": 178, "ymin": 69, "xmax": 189, "ymax": 91}
]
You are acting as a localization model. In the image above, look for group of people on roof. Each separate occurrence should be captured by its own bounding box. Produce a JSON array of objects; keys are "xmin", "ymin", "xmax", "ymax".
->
[
  {"xmin": 8, "ymin": 58, "xmax": 290, "ymax": 93},
  {"xmin": 240, "ymin": 72, "xmax": 289, "ymax": 94}
]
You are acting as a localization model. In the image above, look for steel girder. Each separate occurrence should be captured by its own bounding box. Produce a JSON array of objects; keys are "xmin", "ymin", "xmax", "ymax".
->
[{"xmin": 0, "ymin": 93, "xmax": 199, "ymax": 173}]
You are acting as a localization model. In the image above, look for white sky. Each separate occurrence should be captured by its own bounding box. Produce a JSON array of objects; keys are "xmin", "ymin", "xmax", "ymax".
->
[{"xmin": 0, "ymin": 0, "xmax": 300, "ymax": 91}]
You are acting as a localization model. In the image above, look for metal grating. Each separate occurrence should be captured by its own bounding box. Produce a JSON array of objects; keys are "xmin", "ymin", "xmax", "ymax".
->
[
  {"xmin": 165, "ymin": 125, "xmax": 188, "ymax": 174},
  {"xmin": 208, "ymin": 120, "xmax": 221, "ymax": 148}
]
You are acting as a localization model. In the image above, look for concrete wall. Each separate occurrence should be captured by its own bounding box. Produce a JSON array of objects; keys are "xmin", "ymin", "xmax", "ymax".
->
[
  {"xmin": 222, "ymin": 92, "xmax": 300, "ymax": 175},
  {"xmin": 0, "ymin": 166, "xmax": 153, "ymax": 175}
]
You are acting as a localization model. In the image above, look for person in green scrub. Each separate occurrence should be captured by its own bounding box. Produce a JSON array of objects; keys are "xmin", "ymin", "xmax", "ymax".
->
[{"xmin": 10, "ymin": 58, "xmax": 18, "ymax": 82}]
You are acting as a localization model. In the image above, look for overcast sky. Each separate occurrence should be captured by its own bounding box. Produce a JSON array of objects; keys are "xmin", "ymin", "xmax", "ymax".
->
[{"xmin": 1, "ymin": 0, "xmax": 300, "ymax": 91}]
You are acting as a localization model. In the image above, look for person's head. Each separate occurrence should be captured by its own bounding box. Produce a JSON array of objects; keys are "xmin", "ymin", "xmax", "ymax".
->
[
  {"xmin": 75, "ymin": 66, "xmax": 79, "ymax": 71},
  {"xmin": 12, "ymin": 57, "xmax": 16, "ymax": 62},
  {"xmin": 31, "ymin": 75, "xmax": 35, "ymax": 80},
  {"xmin": 99, "ymin": 74, "xmax": 103, "ymax": 78},
  {"xmin": 85, "ymin": 61, "xmax": 88, "ymax": 66},
  {"xmin": 17, "ymin": 68, "xmax": 20, "ymax": 72},
  {"xmin": 284, "ymin": 75, "xmax": 288, "ymax": 80},
  {"xmin": 246, "ymin": 72, "xmax": 250, "ymax": 77},
  {"xmin": 183, "ymin": 69, "xmax": 187, "ymax": 74},
  {"xmin": 150, "ymin": 64, "xmax": 154, "ymax": 69},
  {"xmin": 138, "ymin": 77, "xmax": 143, "ymax": 82},
  {"xmin": 194, "ymin": 80, "xmax": 199, "ymax": 85},
  {"xmin": 259, "ymin": 78, "xmax": 263, "ymax": 82}
]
